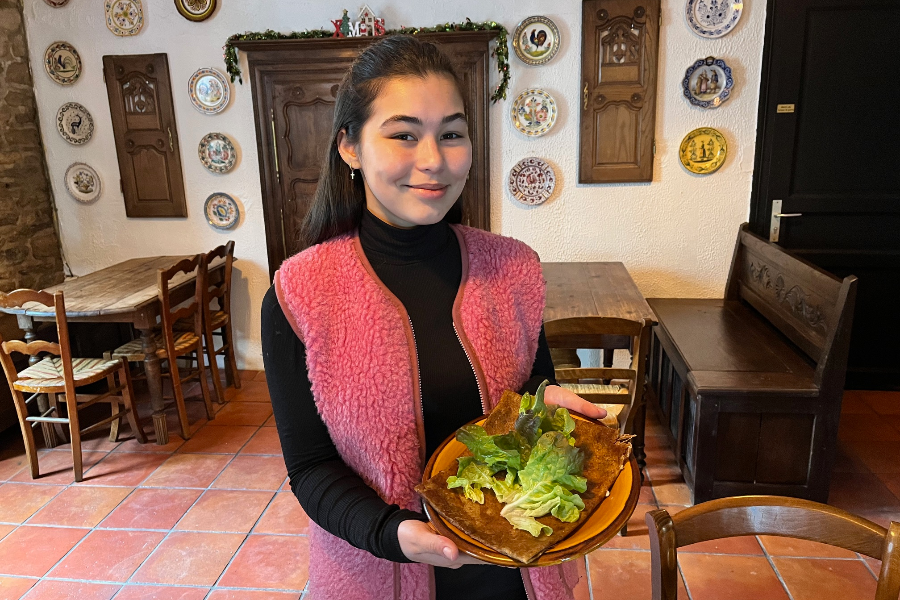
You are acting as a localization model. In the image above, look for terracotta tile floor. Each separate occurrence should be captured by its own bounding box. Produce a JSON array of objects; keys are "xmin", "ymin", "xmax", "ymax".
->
[{"xmin": 0, "ymin": 374, "xmax": 897, "ymax": 599}]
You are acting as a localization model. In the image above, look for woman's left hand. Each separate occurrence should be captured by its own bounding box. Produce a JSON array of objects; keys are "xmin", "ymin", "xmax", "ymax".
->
[{"xmin": 543, "ymin": 384, "xmax": 607, "ymax": 421}]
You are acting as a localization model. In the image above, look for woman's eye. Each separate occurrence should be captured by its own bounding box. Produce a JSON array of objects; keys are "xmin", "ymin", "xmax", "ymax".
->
[
  {"xmin": 392, "ymin": 134, "xmax": 415, "ymax": 141},
  {"xmin": 442, "ymin": 132, "xmax": 464, "ymax": 140}
]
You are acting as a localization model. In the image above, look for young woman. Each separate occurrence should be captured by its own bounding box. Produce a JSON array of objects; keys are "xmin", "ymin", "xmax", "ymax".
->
[{"xmin": 261, "ymin": 35, "xmax": 605, "ymax": 600}]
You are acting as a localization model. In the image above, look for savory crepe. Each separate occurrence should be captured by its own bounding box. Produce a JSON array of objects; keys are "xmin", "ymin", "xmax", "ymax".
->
[{"xmin": 416, "ymin": 390, "xmax": 632, "ymax": 564}]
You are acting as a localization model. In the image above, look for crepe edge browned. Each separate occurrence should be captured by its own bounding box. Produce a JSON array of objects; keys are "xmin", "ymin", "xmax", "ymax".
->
[{"xmin": 416, "ymin": 390, "xmax": 633, "ymax": 564}]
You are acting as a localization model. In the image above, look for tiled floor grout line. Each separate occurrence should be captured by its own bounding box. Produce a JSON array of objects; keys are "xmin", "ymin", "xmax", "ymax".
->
[
  {"xmin": 760, "ymin": 538, "xmax": 798, "ymax": 600},
  {"xmin": 860, "ymin": 552, "xmax": 880, "ymax": 579},
  {"xmin": 676, "ymin": 559, "xmax": 694, "ymax": 600},
  {"xmin": 583, "ymin": 554, "xmax": 594, "ymax": 600}
]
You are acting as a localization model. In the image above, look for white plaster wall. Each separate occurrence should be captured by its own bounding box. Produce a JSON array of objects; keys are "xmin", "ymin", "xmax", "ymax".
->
[{"xmin": 23, "ymin": 0, "xmax": 765, "ymax": 370}]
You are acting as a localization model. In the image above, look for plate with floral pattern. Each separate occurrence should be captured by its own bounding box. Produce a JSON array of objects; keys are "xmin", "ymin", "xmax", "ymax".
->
[
  {"xmin": 44, "ymin": 41, "xmax": 82, "ymax": 85},
  {"xmin": 56, "ymin": 102, "xmax": 94, "ymax": 145},
  {"xmin": 508, "ymin": 157, "xmax": 556, "ymax": 205},
  {"xmin": 175, "ymin": 0, "xmax": 216, "ymax": 21},
  {"xmin": 204, "ymin": 192, "xmax": 239, "ymax": 229},
  {"xmin": 682, "ymin": 56, "xmax": 734, "ymax": 108},
  {"xmin": 64, "ymin": 163, "xmax": 101, "ymax": 203},
  {"xmin": 685, "ymin": 0, "xmax": 743, "ymax": 38},
  {"xmin": 199, "ymin": 133, "xmax": 237, "ymax": 173},
  {"xmin": 105, "ymin": 0, "xmax": 144, "ymax": 36},
  {"xmin": 511, "ymin": 89, "xmax": 558, "ymax": 137},
  {"xmin": 679, "ymin": 127, "xmax": 727, "ymax": 174},
  {"xmin": 513, "ymin": 16, "xmax": 561, "ymax": 65},
  {"xmin": 189, "ymin": 68, "xmax": 230, "ymax": 115}
]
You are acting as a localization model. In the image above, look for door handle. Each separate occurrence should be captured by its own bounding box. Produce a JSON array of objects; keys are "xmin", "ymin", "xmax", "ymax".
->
[
  {"xmin": 583, "ymin": 81, "xmax": 588, "ymax": 110},
  {"xmin": 769, "ymin": 200, "xmax": 802, "ymax": 242},
  {"xmin": 270, "ymin": 109, "xmax": 280, "ymax": 182},
  {"xmin": 773, "ymin": 213, "xmax": 802, "ymax": 218}
]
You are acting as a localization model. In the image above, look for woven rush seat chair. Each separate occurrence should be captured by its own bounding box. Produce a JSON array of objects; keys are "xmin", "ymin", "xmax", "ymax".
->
[
  {"xmin": 545, "ymin": 316, "xmax": 651, "ymax": 469},
  {"xmin": 0, "ymin": 289, "xmax": 146, "ymax": 482},
  {"xmin": 111, "ymin": 254, "xmax": 215, "ymax": 440},
  {"xmin": 175, "ymin": 241, "xmax": 239, "ymax": 404}
]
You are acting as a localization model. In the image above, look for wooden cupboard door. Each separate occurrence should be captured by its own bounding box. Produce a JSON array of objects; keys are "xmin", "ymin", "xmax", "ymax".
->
[
  {"xmin": 580, "ymin": 0, "xmax": 660, "ymax": 183},
  {"xmin": 102, "ymin": 54, "xmax": 187, "ymax": 218}
]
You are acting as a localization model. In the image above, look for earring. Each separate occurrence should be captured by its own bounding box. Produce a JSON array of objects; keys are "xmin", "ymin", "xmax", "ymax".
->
[{"xmin": 349, "ymin": 166, "xmax": 355, "ymax": 180}]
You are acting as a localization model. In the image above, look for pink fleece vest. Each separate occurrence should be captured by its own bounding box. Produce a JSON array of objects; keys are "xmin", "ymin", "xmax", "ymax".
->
[{"xmin": 275, "ymin": 224, "xmax": 578, "ymax": 600}]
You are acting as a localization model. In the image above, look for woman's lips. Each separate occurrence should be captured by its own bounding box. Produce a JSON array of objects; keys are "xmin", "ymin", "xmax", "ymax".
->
[{"xmin": 407, "ymin": 184, "xmax": 449, "ymax": 200}]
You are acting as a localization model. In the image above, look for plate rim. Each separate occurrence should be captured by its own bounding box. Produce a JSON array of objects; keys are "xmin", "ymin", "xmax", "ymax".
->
[
  {"xmin": 421, "ymin": 413, "xmax": 642, "ymax": 567},
  {"xmin": 44, "ymin": 41, "xmax": 82, "ymax": 85},
  {"xmin": 56, "ymin": 102, "xmax": 94, "ymax": 145},
  {"xmin": 105, "ymin": 0, "xmax": 144, "ymax": 36},
  {"xmin": 64, "ymin": 162, "xmax": 101, "ymax": 203},
  {"xmin": 512, "ymin": 15, "xmax": 561, "ymax": 66},
  {"xmin": 511, "ymin": 88, "xmax": 558, "ymax": 137},
  {"xmin": 174, "ymin": 0, "xmax": 217, "ymax": 21},
  {"xmin": 189, "ymin": 67, "xmax": 230, "ymax": 115},
  {"xmin": 684, "ymin": 0, "xmax": 743, "ymax": 39},
  {"xmin": 198, "ymin": 132, "xmax": 237, "ymax": 173},
  {"xmin": 681, "ymin": 56, "xmax": 734, "ymax": 109},
  {"xmin": 204, "ymin": 192, "xmax": 239, "ymax": 229},
  {"xmin": 508, "ymin": 156, "xmax": 556, "ymax": 205},
  {"xmin": 679, "ymin": 126, "xmax": 728, "ymax": 174}
]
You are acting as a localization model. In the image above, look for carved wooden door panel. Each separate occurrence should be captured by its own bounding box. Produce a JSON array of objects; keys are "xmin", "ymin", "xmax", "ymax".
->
[
  {"xmin": 102, "ymin": 54, "xmax": 187, "ymax": 217},
  {"xmin": 580, "ymin": 0, "xmax": 660, "ymax": 183}
]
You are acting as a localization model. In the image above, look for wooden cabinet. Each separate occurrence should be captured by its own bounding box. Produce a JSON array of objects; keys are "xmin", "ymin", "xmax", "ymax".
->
[
  {"xmin": 233, "ymin": 32, "xmax": 498, "ymax": 278},
  {"xmin": 580, "ymin": 0, "xmax": 660, "ymax": 183},
  {"xmin": 102, "ymin": 54, "xmax": 187, "ymax": 218}
]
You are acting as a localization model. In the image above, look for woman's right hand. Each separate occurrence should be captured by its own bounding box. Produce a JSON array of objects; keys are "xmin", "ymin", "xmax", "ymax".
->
[{"xmin": 397, "ymin": 519, "xmax": 490, "ymax": 568}]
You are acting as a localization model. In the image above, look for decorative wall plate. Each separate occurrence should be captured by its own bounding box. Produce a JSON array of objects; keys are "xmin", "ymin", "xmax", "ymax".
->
[
  {"xmin": 198, "ymin": 133, "xmax": 236, "ymax": 173},
  {"xmin": 175, "ymin": 0, "xmax": 216, "ymax": 21},
  {"xmin": 511, "ymin": 89, "xmax": 558, "ymax": 137},
  {"xmin": 679, "ymin": 127, "xmax": 727, "ymax": 174},
  {"xmin": 682, "ymin": 56, "xmax": 734, "ymax": 108},
  {"xmin": 189, "ymin": 68, "xmax": 230, "ymax": 114},
  {"xmin": 44, "ymin": 0, "xmax": 70, "ymax": 7},
  {"xmin": 56, "ymin": 102, "xmax": 94, "ymax": 145},
  {"xmin": 685, "ymin": 0, "xmax": 743, "ymax": 38},
  {"xmin": 512, "ymin": 16, "xmax": 560, "ymax": 65},
  {"xmin": 64, "ymin": 163, "xmax": 101, "ymax": 203},
  {"xmin": 508, "ymin": 157, "xmax": 556, "ymax": 205},
  {"xmin": 106, "ymin": 0, "xmax": 144, "ymax": 36},
  {"xmin": 44, "ymin": 41, "xmax": 82, "ymax": 85},
  {"xmin": 204, "ymin": 193, "xmax": 239, "ymax": 229}
]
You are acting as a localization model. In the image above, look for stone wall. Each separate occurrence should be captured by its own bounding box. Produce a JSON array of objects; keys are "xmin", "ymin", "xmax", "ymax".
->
[{"xmin": 0, "ymin": 0, "xmax": 63, "ymax": 291}]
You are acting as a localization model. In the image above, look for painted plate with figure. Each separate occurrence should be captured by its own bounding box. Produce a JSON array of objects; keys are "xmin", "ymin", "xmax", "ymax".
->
[
  {"xmin": 679, "ymin": 127, "xmax": 727, "ymax": 174},
  {"xmin": 204, "ymin": 192, "xmax": 239, "ymax": 229},
  {"xmin": 199, "ymin": 133, "xmax": 236, "ymax": 174},
  {"xmin": 682, "ymin": 56, "xmax": 734, "ymax": 109},
  {"xmin": 105, "ymin": 0, "xmax": 144, "ymax": 36},
  {"xmin": 685, "ymin": 0, "xmax": 743, "ymax": 38},
  {"xmin": 175, "ymin": 0, "xmax": 216, "ymax": 21},
  {"xmin": 44, "ymin": 0, "xmax": 70, "ymax": 6},
  {"xmin": 513, "ymin": 16, "xmax": 560, "ymax": 65},
  {"xmin": 56, "ymin": 102, "xmax": 94, "ymax": 145},
  {"xmin": 189, "ymin": 68, "xmax": 230, "ymax": 114},
  {"xmin": 64, "ymin": 163, "xmax": 101, "ymax": 203},
  {"xmin": 44, "ymin": 41, "xmax": 82, "ymax": 86},
  {"xmin": 511, "ymin": 89, "xmax": 558, "ymax": 137},
  {"xmin": 508, "ymin": 157, "xmax": 556, "ymax": 205}
]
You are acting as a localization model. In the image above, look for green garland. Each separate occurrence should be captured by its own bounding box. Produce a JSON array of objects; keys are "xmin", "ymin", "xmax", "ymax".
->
[{"xmin": 223, "ymin": 18, "xmax": 510, "ymax": 102}]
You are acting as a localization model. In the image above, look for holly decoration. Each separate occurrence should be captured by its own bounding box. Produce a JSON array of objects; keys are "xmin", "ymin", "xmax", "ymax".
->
[{"xmin": 223, "ymin": 18, "xmax": 510, "ymax": 103}]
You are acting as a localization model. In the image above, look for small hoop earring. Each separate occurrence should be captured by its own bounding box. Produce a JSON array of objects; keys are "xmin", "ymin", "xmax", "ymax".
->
[{"xmin": 349, "ymin": 166, "xmax": 355, "ymax": 180}]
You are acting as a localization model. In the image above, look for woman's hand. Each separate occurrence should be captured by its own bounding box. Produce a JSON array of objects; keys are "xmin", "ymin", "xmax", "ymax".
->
[
  {"xmin": 398, "ymin": 519, "xmax": 491, "ymax": 568},
  {"xmin": 543, "ymin": 384, "xmax": 608, "ymax": 421}
]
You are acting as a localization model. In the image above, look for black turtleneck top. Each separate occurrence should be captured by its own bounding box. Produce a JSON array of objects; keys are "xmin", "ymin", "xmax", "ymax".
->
[{"xmin": 261, "ymin": 209, "xmax": 555, "ymax": 598}]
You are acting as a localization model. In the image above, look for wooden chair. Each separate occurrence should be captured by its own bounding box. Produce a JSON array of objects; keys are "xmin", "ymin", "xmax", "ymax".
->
[
  {"xmin": 0, "ymin": 289, "xmax": 146, "ymax": 482},
  {"xmin": 646, "ymin": 496, "xmax": 900, "ymax": 600},
  {"xmin": 178, "ymin": 241, "xmax": 240, "ymax": 404},
  {"xmin": 544, "ymin": 316, "xmax": 651, "ymax": 469},
  {"xmin": 111, "ymin": 255, "xmax": 215, "ymax": 439}
]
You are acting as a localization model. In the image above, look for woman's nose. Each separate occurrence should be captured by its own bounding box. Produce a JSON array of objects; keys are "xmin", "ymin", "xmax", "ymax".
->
[{"xmin": 416, "ymin": 136, "xmax": 444, "ymax": 171}]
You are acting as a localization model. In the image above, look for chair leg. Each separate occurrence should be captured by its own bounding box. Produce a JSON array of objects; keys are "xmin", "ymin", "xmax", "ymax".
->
[
  {"xmin": 47, "ymin": 393, "xmax": 69, "ymax": 444},
  {"xmin": 103, "ymin": 352, "xmax": 120, "ymax": 443},
  {"xmin": 195, "ymin": 347, "xmax": 216, "ymax": 420},
  {"xmin": 119, "ymin": 360, "xmax": 147, "ymax": 444},
  {"xmin": 63, "ymin": 392, "xmax": 83, "ymax": 482},
  {"xmin": 222, "ymin": 321, "xmax": 241, "ymax": 390},
  {"xmin": 205, "ymin": 329, "xmax": 226, "ymax": 405},
  {"xmin": 169, "ymin": 358, "xmax": 192, "ymax": 440},
  {"xmin": 11, "ymin": 389, "xmax": 40, "ymax": 479}
]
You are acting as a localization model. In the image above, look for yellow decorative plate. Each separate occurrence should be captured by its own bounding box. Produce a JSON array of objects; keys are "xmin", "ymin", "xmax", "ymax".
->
[
  {"xmin": 422, "ymin": 414, "xmax": 641, "ymax": 567},
  {"xmin": 679, "ymin": 127, "xmax": 727, "ymax": 174}
]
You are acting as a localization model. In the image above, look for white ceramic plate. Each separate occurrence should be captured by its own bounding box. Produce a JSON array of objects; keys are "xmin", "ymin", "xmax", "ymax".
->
[
  {"xmin": 682, "ymin": 57, "xmax": 734, "ymax": 108},
  {"xmin": 204, "ymin": 192, "xmax": 240, "ymax": 229},
  {"xmin": 513, "ymin": 16, "xmax": 561, "ymax": 65},
  {"xmin": 64, "ymin": 163, "xmax": 101, "ymax": 203},
  {"xmin": 44, "ymin": 41, "xmax": 82, "ymax": 85},
  {"xmin": 189, "ymin": 68, "xmax": 230, "ymax": 115},
  {"xmin": 56, "ymin": 102, "xmax": 94, "ymax": 145},
  {"xmin": 105, "ymin": 0, "xmax": 144, "ymax": 36},
  {"xmin": 508, "ymin": 157, "xmax": 556, "ymax": 205},
  {"xmin": 684, "ymin": 0, "xmax": 743, "ymax": 38},
  {"xmin": 199, "ymin": 133, "xmax": 237, "ymax": 173},
  {"xmin": 511, "ymin": 89, "xmax": 558, "ymax": 137}
]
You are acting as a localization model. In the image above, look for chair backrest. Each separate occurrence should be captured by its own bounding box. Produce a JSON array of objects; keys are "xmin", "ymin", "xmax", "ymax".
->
[
  {"xmin": 204, "ymin": 241, "xmax": 235, "ymax": 316},
  {"xmin": 157, "ymin": 254, "xmax": 206, "ymax": 348},
  {"xmin": 0, "ymin": 289, "xmax": 76, "ymax": 396},
  {"xmin": 646, "ymin": 495, "xmax": 900, "ymax": 600}
]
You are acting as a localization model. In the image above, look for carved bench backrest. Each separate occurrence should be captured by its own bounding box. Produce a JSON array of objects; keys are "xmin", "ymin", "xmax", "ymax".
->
[{"xmin": 725, "ymin": 224, "xmax": 856, "ymax": 383}]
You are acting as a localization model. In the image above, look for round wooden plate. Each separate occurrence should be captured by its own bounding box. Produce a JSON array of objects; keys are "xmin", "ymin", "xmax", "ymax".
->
[{"xmin": 421, "ymin": 413, "xmax": 641, "ymax": 567}]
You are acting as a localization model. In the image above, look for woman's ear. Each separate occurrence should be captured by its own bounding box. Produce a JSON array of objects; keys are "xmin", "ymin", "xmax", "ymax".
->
[{"xmin": 336, "ymin": 129, "xmax": 359, "ymax": 169}]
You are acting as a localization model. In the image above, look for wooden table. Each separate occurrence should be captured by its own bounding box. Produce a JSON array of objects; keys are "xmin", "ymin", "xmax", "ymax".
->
[
  {"xmin": 542, "ymin": 262, "xmax": 657, "ymax": 465},
  {"xmin": 1, "ymin": 256, "xmax": 225, "ymax": 446}
]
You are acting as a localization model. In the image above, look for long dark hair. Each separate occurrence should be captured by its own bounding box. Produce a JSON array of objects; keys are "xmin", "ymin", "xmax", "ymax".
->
[{"xmin": 300, "ymin": 35, "xmax": 467, "ymax": 248}]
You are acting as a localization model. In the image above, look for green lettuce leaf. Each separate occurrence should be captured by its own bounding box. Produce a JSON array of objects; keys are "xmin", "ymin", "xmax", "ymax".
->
[
  {"xmin": 446, "ymin": 458, "xmax": 496, "ymax": 504},
  {"xmin": 455, "ymin": 424, "xmax": 528, "ymax": 473}
]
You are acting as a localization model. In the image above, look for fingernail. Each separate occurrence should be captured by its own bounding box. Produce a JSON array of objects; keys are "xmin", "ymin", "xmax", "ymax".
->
[{"xmin": 443, "ymin": 547, "xmax": 453, "ymax": 559}]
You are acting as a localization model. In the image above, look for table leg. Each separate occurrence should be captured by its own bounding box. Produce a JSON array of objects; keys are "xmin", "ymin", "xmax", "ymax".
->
[
  {"xmin": 633, "ymin": 395, "xmax": 647, "ymax": 472},
  {"xmin": 139, "ymin": 329, "xmax": 168, "ymax": 445},
  {"xmin": 18, "ymin": 315, "xmax": 58, "ymax": 448}
]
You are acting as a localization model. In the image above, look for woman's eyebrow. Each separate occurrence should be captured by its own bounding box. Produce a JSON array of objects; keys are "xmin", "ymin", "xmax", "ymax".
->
[{"xmin": 380, "ymin": 112, "xmax": 468, "ymax": 128}]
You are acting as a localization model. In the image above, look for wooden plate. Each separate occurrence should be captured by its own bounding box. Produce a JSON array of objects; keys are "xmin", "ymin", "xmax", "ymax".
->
[{"xmin": 421, "ymin": 414, "xmax": 641, "ymax": 567}]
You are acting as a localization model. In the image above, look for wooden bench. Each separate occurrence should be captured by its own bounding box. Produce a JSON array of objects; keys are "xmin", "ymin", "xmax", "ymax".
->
[{"xmin": 645, "ymin": 224, "xmax": 857, "ymax": 503}]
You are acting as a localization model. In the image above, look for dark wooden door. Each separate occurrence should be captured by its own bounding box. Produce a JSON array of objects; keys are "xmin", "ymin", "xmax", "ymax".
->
[
  {"xmin": 234, "ymin": 32, "xmax": 497, "ymax": 279},
  {"xmin": 102, "ymin": 54, "xmax": 187, "ymax": 218},
  {"xmin": 750, "ymin": 0, "xmax": 900, "ymax": 388}
]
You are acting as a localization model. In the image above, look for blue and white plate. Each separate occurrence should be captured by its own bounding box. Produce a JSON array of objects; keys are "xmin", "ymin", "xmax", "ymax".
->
[
  {"xmin": 682, "ymin": 57, "xmax": 734, "ymax": 108},
  {"xmin": 204, "ymin": 193, "xmax": 240, "ymax": 229},
  {"xmin": 684, "ymin": 0, "xmax": 743, "ymax": 38}
]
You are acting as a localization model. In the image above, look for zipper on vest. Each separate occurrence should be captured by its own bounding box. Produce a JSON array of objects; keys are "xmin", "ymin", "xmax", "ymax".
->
[
  {"xmin": 408, "ymin": 315, "xmax": 425, "ymax": 449},
  {"xmin": 453, "ymin": 323, "xmax": 486, "ymax": 414}
]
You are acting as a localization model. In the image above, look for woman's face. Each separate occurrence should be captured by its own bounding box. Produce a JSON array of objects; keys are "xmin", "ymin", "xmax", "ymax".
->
[{"xmin": 338, "ymin": 74, "xmax": 472, "ymax": 228}]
